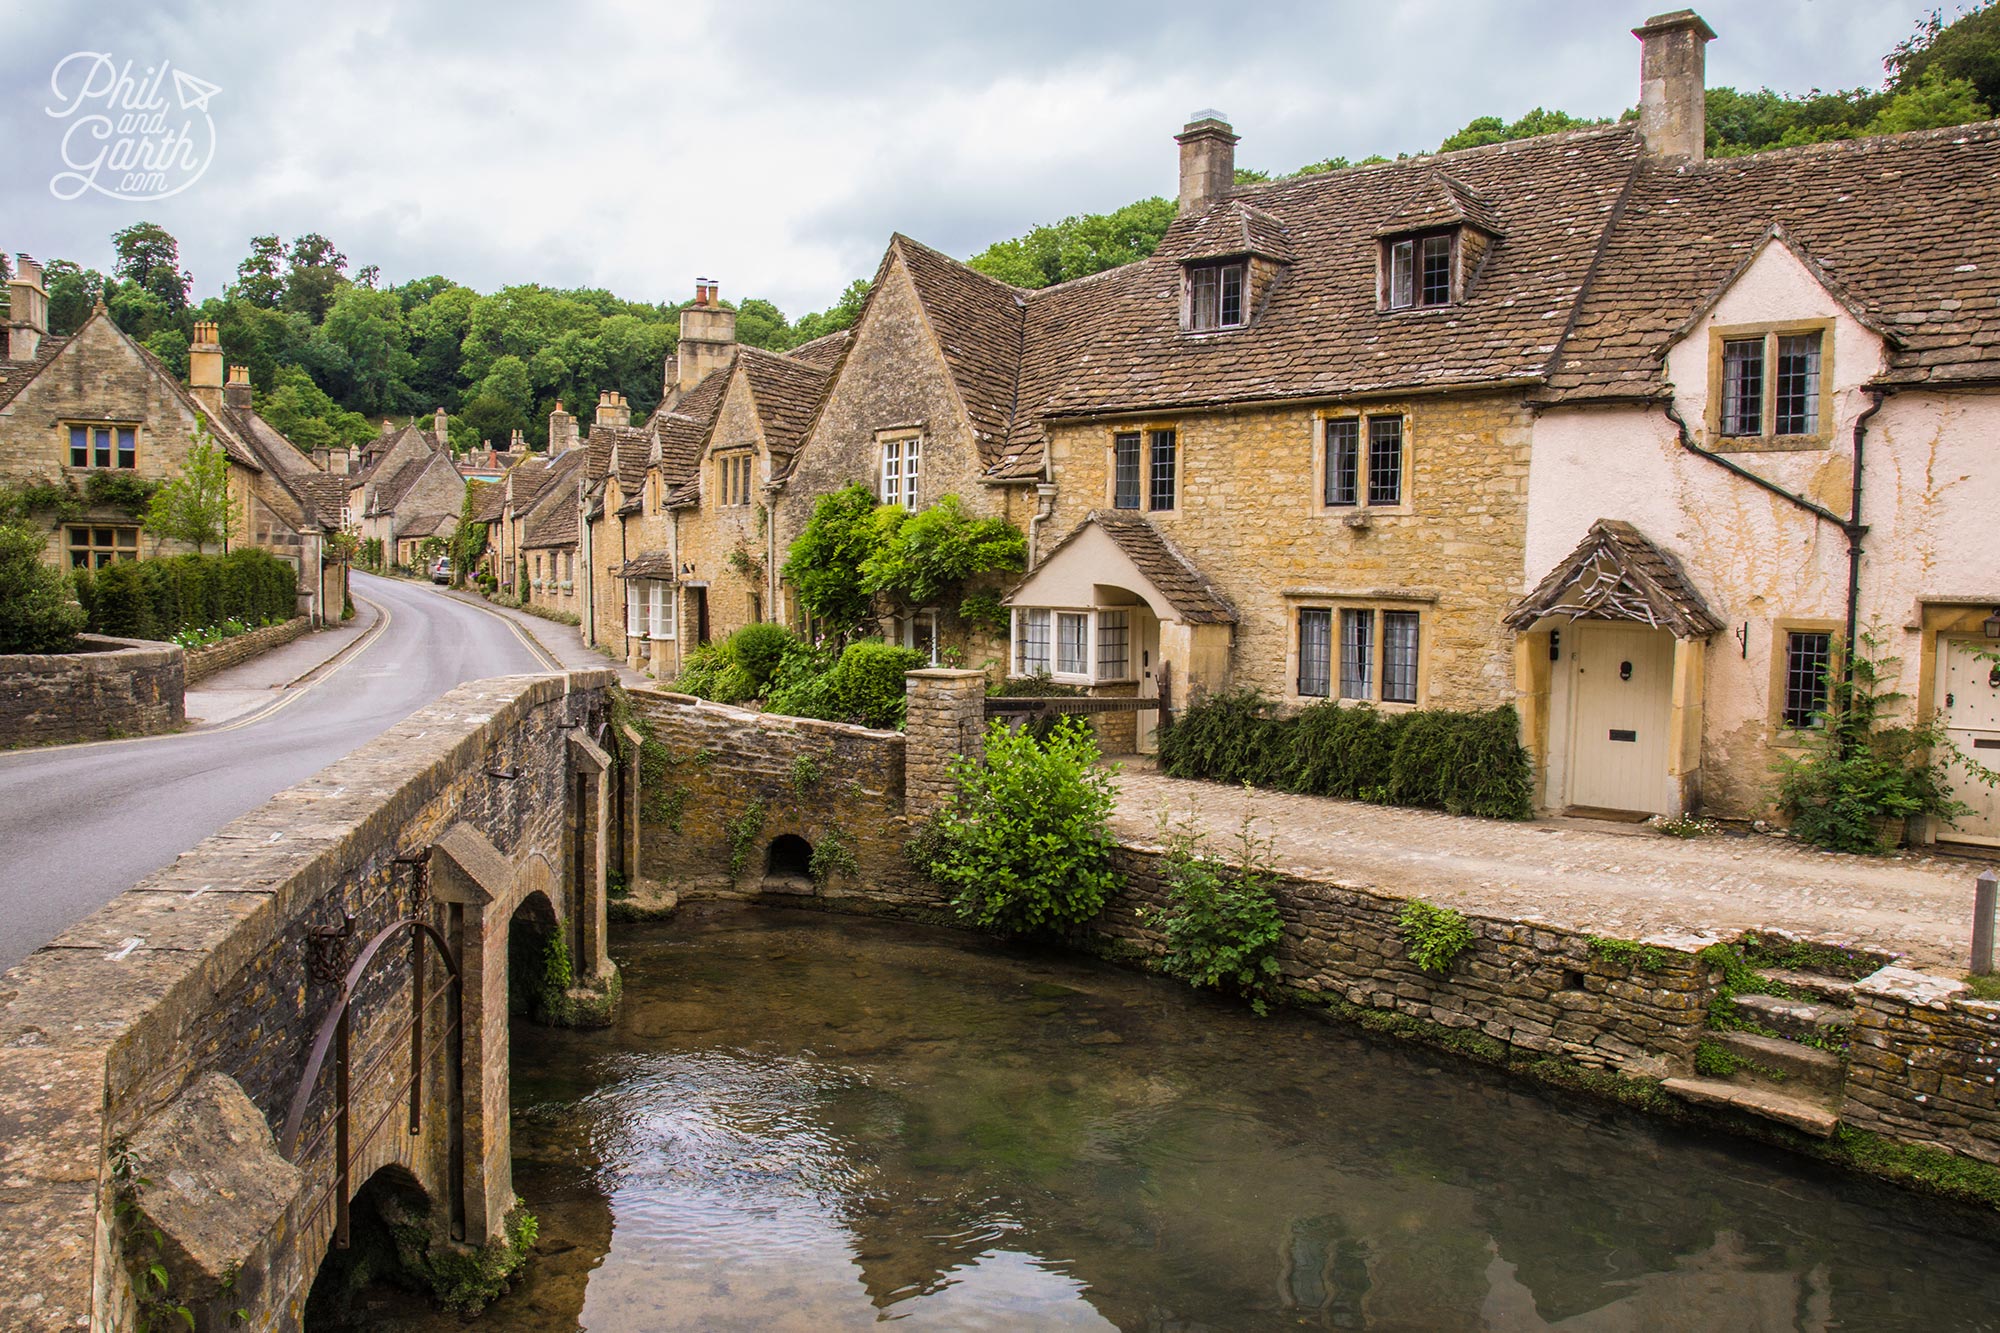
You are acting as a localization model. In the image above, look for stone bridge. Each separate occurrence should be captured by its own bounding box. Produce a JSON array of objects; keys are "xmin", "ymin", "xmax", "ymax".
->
[{"xmin": 0, "ymin": 670, "xmax": 620, "ymax": 1331}]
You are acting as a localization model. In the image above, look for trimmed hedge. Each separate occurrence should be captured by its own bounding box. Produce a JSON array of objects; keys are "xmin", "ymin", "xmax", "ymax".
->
[
  {"xmin": 72, "ymin": 549, "xmax": 298, "ymax": 642},
  {"xmin": 1158, "ymin": 690, "xmax": 1533, "ymax": 820},
  {"xmin": 766, "ymin": 639, "xmax": 926, "ymax": 730}
]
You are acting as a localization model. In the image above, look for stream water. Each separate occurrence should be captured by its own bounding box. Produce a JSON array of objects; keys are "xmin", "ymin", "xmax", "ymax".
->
[{"xmin": 325, "ymin": 906, "xmax": 2000, "ymax": 1331}]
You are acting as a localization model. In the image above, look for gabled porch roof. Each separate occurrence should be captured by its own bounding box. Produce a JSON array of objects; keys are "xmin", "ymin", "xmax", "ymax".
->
[
  {"xmin": 1506, "ymin": 518, "xmax": 1723, "ymax": 640},
  {"xmin": 1007, "ymin": 512, "xmax": 1237, "ymax": 625}
]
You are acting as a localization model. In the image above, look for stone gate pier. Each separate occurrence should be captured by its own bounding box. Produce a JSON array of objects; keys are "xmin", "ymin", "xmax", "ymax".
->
[{"xmin": 0, "ymin": 670, "xmax": 618, "ymax": 1331}]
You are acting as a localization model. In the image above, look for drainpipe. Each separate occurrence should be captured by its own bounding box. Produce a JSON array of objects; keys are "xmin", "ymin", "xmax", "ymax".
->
[{"xmin": 1027, "ymin": 482, "xmax": 1058, "ymax": 569}]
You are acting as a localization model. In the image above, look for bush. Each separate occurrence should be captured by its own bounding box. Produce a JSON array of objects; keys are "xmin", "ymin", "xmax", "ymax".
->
[
  {"xmin": 766, "ymin": 639, "xmax": 925, "ymax": 729},
  {"xmin": 1152, "ymin": 814, "xmax": 1285, "ymax": 1013},
  {"xmin": 923, "ymin": 717, "xmax": 1121, "ymax": 936},
  {"xmin": 1159, "ymin": 690, "xmax": 1533, "ymax": 819},
  {"xmin": 725, "ymin": 622, "xmax": 801, "ymax": 689},
  {"xmin": 0, "ymin": 521, "xmax": 85, "ymax": 653},
  {"xmin": 1399, "ymin": 900, "xmax": 1476, "ymax": 974},
  {"xmin": 669, "ymin": 643, "xmax": 730, "ymax": 698},
  {"xmin": 76, "ymin": 547, "xmax": 297, "ymax": 643}
]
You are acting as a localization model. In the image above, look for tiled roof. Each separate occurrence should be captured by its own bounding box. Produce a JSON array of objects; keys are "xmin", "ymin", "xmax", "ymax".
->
[
  {"xmin": 520, "ymin": 449, "xmax": 585, "ymax": 548},
  {"xmin": 1505, "ymin": 518, "xmax": 1723, "ymax": 639},
  {"xmin": 1152, "ymin": 200, "xmax": 1296, "ymax": 264},
  {"xmin": 394, "ymin": 510, "xmax": 454, "ymax": 539},
  {"xmin": 0, "ymin": 335, "xmax": 69, "ymax": 409},
  {"xmin": 618, "ymin": 551, "xmax": 676, "ymax": 579},
  {"xmin": 736, "ymin": 346, "xmax": 833, "ymax": 462},
  {"xmin": 524, "ymin": 503, "xmax": 576, "ymax": 549},
  {"xmin": 1545, "ymin": 120, "xmax": 2000, "ymax": 400},
  {"xmin": 297, "ymin": 473, "xmax": 354, "ymax": 531},
  {"xmin": 654, "ymin": 368, "xmax": 731, "ymax": 491},
  {"xmin": 785, "ymin": 329, "xmax": 851, "ymax": 370},
  {"xmin": 1369, "ymin": 169, "xmax": 1507, "ymax": 239},
  {"xmin": 893, "ymin": 234, "xmax": 1026, "ymax": 455},
  {"xmin": 1021, "ymin": 511, "xmax": 1238, "ymax": 625},
  {"xmin": 470, "ymin": 479, "xmax": 505, "ymax": 522}
]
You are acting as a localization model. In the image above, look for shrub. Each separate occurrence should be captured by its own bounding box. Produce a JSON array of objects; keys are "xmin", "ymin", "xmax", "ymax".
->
[
  {"xmin": 1385, "ymin": 705, "xmax": 1532, "ymax": 818},
  {"xmin": 924, "ymin": 717, "xmax": 1121, "ymax": 936},
  {"xmin": 669, "ymin": 643, "xmax": 730, "ymax": 697},
  {"xmin": 1151, "ymin": 814, "xmax": 1285, "ymax": 1013},
  {"xmin": 0, "ymin": 521, "xmax": 85, "ymax": 653},
  {"xmin": 75, "ymin": 548, "xmax": 296, "ymax": 643},
  {"xmin": 1157, "ymin": 689, "xmax": 1291, "ymax": 787},
  {"xmin": 763, "ymin": 641, "xmax": 841, "ymax": 716},
  {"xmin": 1399, "ymin": 900, "xmax": 1476, "ymax": 974},
  {"xmin": 766, "ymin": 639, "xmax": 925, "ymax": 729},
  {"xmin": 1286, "ymin": 700, "xmax": 1402, "ymax": 800},
  {"xmin": 727, "ymin": 622, "xmax": 802, "ymax": 689}
]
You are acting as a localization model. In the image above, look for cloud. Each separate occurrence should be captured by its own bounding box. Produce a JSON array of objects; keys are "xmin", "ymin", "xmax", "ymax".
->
[{"xmin": 0, "ymin": 0, "xmax": 1941, "ymax": 321}]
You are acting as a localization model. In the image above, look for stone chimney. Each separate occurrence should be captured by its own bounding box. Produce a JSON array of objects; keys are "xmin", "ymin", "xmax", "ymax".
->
[
  {"xmin": 188, "ymin": 321, "xmax": 224, "ymax": 407},
  {"xmin": 224, "ymin": 364, "xmax": 253, "ymax": 410},
  {"xmin": 1634, "ymin": 10, "xmax": 1715, "ymax": 160},
  {"xmin": 676, "ymin": 279, "xmax": 737, "ymax": 395},
  {"xmin": 595, "ymin": 390, "xmax": 631, "ymax": 429},
  {"xmin": 7, "ymin": 255, "xmax": 47, "ymax": 362},
  {"xmin": 1175, "ymin": 111, "xmax": 1238, "ymax": 216},
  {"xmin": 548, "ymin": 399, "xmax": 579, "ymax": 456}
]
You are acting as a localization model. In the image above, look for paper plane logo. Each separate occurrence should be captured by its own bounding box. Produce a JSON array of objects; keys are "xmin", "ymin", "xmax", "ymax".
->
[{"xmin": 46, "ymin": 53, "xmax": 220, "ymax": 202}]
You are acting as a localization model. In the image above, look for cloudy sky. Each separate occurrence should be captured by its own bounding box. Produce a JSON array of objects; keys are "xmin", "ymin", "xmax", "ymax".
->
[{"xmin": 1, "ymin": 0, "xmax": 1945, "ymax": 319}]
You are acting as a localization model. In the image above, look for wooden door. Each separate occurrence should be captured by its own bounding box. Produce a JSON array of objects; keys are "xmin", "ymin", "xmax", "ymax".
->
[
  {"xmin": 1137, "ymin": 612, "xmax": 1162, "ymax": 753},
  {"xmin": 1943, "ymin": 637, "xmax": 2000, "ymax": 845},
  {"xmin": 1567, "ymin": 623, "xmax": 1674, "ymax": 814}
]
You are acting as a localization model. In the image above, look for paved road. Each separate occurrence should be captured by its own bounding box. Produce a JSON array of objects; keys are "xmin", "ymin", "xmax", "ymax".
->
[{"xmin": 0, "ymin": 572, "xmax": 555, "ymax": 972}]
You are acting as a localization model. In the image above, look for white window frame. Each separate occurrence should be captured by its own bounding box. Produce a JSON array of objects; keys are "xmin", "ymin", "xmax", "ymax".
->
[
  {"xmin": 1384, "ymin": 231, "xmax": 1455, "ymax": 311},
  {"xmin": 1010, "ymin": 606, "xmax": 1140, "ymax": 685},
  {"xmin": 649, "ymin": 581, "xmax": 675, "ymax": 641},
  {"xmin": 1185, "ymin": 261, "xmax": 1247, "ymax": 332},
  {"xmin": 894, "ymin": 608, "xmax": 941, "ymax": 665},
  {"xmin": 881, "ymin": 433, "xmax": 922, "ymax": 510}
]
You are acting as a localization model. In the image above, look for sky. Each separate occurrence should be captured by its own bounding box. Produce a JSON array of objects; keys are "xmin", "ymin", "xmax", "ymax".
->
[{"xmin": 0, "ymin": 0, "xmax": 1950, "ymax": 321}]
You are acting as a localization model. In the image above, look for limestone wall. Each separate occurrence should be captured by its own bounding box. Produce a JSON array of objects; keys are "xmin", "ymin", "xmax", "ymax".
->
[
  {"xmin": 0, "ymin": 633, "xmax": 184, "ymax": 746},
  {"xmin": 1845, "ymin": 968, "xmax": 2000, "ymax": 1163},
  {"xmin": 183, "ymin": 615, "xmax": 311, "ymax": 684},
  {"xmin": 0, "ymin": 670, "xmax": 615, "ymax": 1332}
]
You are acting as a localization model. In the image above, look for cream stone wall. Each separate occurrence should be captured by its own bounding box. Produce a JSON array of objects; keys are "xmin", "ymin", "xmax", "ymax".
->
[
  {"xmin": 1527, "ymin": 241, "xmax": 2000, "ymax": 823},
  {"xmin": 672, "ymin": 368, "xmax": 774, "ymax": 646},
  {"xmin": 1041, "ymin": 391, "xmax": 1537, "ymax": 710}
]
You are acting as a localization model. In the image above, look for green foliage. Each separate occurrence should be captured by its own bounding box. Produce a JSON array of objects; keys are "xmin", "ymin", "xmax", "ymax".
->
[
  {"xmin": 924, "ymin": 718, "xmax": 1121, "ymax": 937},
  {"xmin": 2, "ymin": 476, "xmax": 86, "ymax": 524},
  {"xmin": 1398, "ymin": 900, "xmax": 1475, "ymax": 975},
  {"xmin": 1159, "ymin": 691, "xmax": 1532, "ymax": 819},
  {"xmin": 1888, "ymin": 1, "xmax": 2000, "ymax": 116},
  {"xmin": 0, "ymin": 521, "xmax": 85, "ymax": 653},
  {"xmin": 766, "ymin": 639, "xmax": 925, "ymax": 730},
  {"xmin": 1587, "ymin": 936, "xmax": 1668, "ymax": 971},
  {"xmin": 727, "ymin": 621, "xmax": 802, "ymax": 689},
  {"xmin": 782, "ymin": 483, "xmax": 883, "ymax": 639},
  {"xmin": 670, "ymin": 643, "xmax": 760, "ymax": 704},
  {"xmin": 84, "ymin": 472, "xmax": 160, "ymax": 516},
  {"xmin": 790, "ymin": 751, "xmax": 824, "ymax": 800},
  {"xmin": 966, "ymin": 196, "xmax": 1179, "ymax": 288},
  {"xmin": 808, "ymin": 825, "xmax": 859, "ymax": 886},
  {"xmin": 1694, "ymin": 1038, "xmax": 1747, "ymax": 1078},
  {"xmin": 726, "ymin": 798, "xmax": 768, "ymax": 879},
  {"xmin": 143, "ymin": 425, "xmax": 237, "ymax": 553},
  {"xmin": 108, "ymin": 1137, "xmax": 196, "ymax": 1333},
  {"xmin": 1150, "ymin": 813, "xmax": 1286, "ymax": 1013},
  {"xmin": 860, "ymin": 494, "xmax": 1028, "ymax": 613},
  {"xmin": 393, "ymin": 1197, "xmax": 539, "ymax": 1315},
  {"xmin": 1866, "ymin": 66, "xmax": 1992, "ymax": 134},
  {"xmin": 1775, "ymin": 627, "xmax": 1968, "ymax": 852},
  {"xmin": 76, "ymin": 548, "xmax": 296, "ymax": 642},
  {"xmin": 1738, "ymin": 930, "xmax": 1883, "ymax": 981},
  {"xmin": 535, "ymin": 929, "xmax": 574, "ymax": 1023},
  {"xmin": 958, "ymin": 589, "xmax": 1008, "ymax": 635},
  {"xmin": 1440, "ymin": 107, "xmax": 1611, "ymax": 152}
]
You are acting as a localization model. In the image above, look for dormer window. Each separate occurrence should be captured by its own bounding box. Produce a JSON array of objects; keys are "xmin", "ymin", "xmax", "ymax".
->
[
  {"xmin": 1386, "ymin": 232, "xmax": 1454, "ymax": 310},
  {"xmin": 1186, "ymin": 261, "xmax": 1246, "ymax": 331}
]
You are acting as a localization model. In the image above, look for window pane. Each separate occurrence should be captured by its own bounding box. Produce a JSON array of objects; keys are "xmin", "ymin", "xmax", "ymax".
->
[
  {"xmin": 882, "ymin": 440, "xmax": 901, "ymax": 507},
  {"xmin": 1019, "ymin": 609, "xmax": 1051, "ymax": 674},
  {"xmin": 627, "ymin": 585, "xmax": 643, "ymax": 635},
  {"xmin": 651, "ymin": 583, "xmax": 673, "ymax": 639},
  {"xmin": 1113, "ymin": 432, "xmax": 1141, "ymax": 509},
  {"xmin": 117, "ymin": 428, "xmax": 136, "ymax": 467},
  {"xmin": 1383, "ymin": 611, "xmax": 1420, "ymax": 703},
  {"xmin": 1390, "ymin": 240, "xmax": 1414, "ymax": 309},
  {"xmin": 1149, "ymin": 429, "xmax": 1176, "ymax": 511},
  {"xmin": 905, "ymin": 437, "xmax": 921, "ymax": 507},
  {"xmin": 70, "ymin": 426, "xmax": 88, "ymax": 467},
  {"xmin": 1219, "ymin": 264, "xmax": 1244, "ymax": 327},
  {"xmin": 1191, "ymin": 267, "xmax": 1219, "ymax": 329},
  {"xmin": 1367, "ymin": 416, "xmax": 1403, "ymax": 506},
  {"xmin": 1775, "ymin": 334, "xmax": 1821, "ymax": 435},
  {"xmin": 1096, "ymin": 610, "xmax": 1130, "ymax": 681},
  {"xmin": 1324, "ymin": 419, "xmax": 1359, "ymax": 506},
  {"xmin": 1420, "ymin": 235, "xmax": 1452, "ymax": 306},
  {"xmin": 1721, "ymin": 339, "xmax": 1764, "ymax": 436},
  {"xmin": 1298, "ymin": 608, "xmax": 1332, "ymax": 697},
  {"xmin": 1783, "ymin": 631, "xmax": 1832, "ymax": 728},
  {"xmin": 1339, "ymin": 609, "xmax": 1374, "ymax": 700},
  {"xmin": 94, "ymin": 427, "xmax": 112, "ymax": 468},
  {"xmin": 1056, "ymin": 612, "xmax": 1089, "ymax": 675}
]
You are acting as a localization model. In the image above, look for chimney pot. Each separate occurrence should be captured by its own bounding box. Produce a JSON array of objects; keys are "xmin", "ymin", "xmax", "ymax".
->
[
  {"xmin": 6, "ymin": 254, "xmax": 48, "ymax": 362},
  {"xmin": 1175, "ymin": 111, "xmax": 1240, "ymax": 216},
  {"xmin": 188, "ymin": 321, "xmax": 224, "ymax": 392},
  {"xmin": 1633, "ymin": 10, "xmax": 1715, "ymax": 160}
]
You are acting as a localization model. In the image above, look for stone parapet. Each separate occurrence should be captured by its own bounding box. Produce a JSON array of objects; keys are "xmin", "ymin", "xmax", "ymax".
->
[
  {"xmin": 904, "ymin": 669, "xmax": 987, "ymax": 822},
  {"xmin": 183, "ymin": 616, "xmax": 311, "ymax": 684},
  {"xmin": 1844, "ymin": 968, "xmax": 2000, "ymax": 1162},
  {"xmin": 0, "ymin": 633, "xmax": 184, "ymax": 747}
]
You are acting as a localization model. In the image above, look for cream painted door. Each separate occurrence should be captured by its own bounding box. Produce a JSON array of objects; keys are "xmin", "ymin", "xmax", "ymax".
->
[
  {"xmin": 1943, "ymin": 637, "xmax": 2000, "ymax": 846},
  {"xmin": 1567, "ymin": 623, "xmax": 1674, "ymax": 814},
  {"xmin": 1137, "ymin": 612, "xmax": 1163, "ymax": 753}
]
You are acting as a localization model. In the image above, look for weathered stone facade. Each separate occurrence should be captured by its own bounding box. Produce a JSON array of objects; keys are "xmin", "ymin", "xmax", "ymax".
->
[
  {"xmin": 1041, "ymin": 391, "xmax": 1534, "ymax": 710},
  {"xmin": 669, "ymin": 368, "xmax": 777, "ymax": 641},
  {"xmin": 0, "ymin": 634, "xmax": 185, "ymax": 746},
  {"xmin": 1845, "ymin": 968, "xmax": 2000, "ymax": 1163}
]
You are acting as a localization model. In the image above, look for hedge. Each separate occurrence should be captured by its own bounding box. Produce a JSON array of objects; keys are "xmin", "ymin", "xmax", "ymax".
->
[
  {"xmin": 1157, "ymin": 690, "xmax": 1534, "ymax": 820},
  {"xmin": 72, "ymin": 549, "xmax": 298, "ymax": 642}
]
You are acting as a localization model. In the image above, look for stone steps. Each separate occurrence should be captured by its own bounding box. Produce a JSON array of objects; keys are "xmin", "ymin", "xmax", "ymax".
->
[
  {"xmin": 1753, "ymin": 967, "xmax": 1857, "ymax": 1005},
  {"xmin": 1662, "ymin": 1076, "xmax": 1840, "ymax": 1138},
  {"xmin": 1731, "ymin": 992, "xmax": 1854, "ymax": 1042},
  {"xmin": 1711, "ymin": 1030, "xmax": 1846, "ymax": 1094}
]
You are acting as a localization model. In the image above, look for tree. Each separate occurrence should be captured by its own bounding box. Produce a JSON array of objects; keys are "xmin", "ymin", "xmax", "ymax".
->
[
  {"xmin": 1888, "ymin": 0, "xmax": 2000, "ymax": 113},
  {"xmin": 1439, "ymin": 107, "xmax": 1609, "ymax": 153},
  {"xmin": 0, "ymin": 520, "xmax": 85, "ymax": 653},
  {"xmin": 43, "ymin": 260, "xmax": 108, "ymax": 334},
  {"xmin": 256, "ymin": 364, "xmax": 374, "ymax": 450},
  {"xmin": 143, "ymin": 427, "xmax": 237, "ymax": 554},
  {"xmin": 317, "ymin": 286, "xmax": 414, "ymax": 414},
  {"xmin": 111, "ymin": 222, "xmax": 190, "ymax": 311},
  {"xmin": 231, "ymin": 234, "xmax": 286, "ymax": 309},
  {"xmin": 791, "ymin": 279, "xmax": 872, "ymax": 344},
  {"xmin": 859, "ymin": 495, "xmax": 1027, "ymax": 618},
  {"xmin": 283, "ymin": 233, "xmax": 349, "ymax": 322},
  {"xmin": 782, "ymin": 482, "xmax": 885, "ymax": 640},
  {"xmin": 968, "ymin": 197, "xmax": 1177, "ymax": 289},
  {"xmin": 1867, "ymin": 65, "xmax": 1991, "ymax": 134}
]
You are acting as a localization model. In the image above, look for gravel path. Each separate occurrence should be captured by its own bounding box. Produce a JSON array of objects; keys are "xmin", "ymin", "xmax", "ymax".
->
[{"xmin": 1110, "ymin": 768, "xmax": 1996, "ymax": 971}]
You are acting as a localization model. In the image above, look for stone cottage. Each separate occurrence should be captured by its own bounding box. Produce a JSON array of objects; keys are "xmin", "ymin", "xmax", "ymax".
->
[{"xmin": 348, "ymin": 407, "xmax": 463, "ymax": 566}]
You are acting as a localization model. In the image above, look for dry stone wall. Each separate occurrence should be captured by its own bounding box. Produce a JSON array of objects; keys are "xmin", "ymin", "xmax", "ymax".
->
[
  {"xmin": 1845, "ymin": 968, "xmax": 2000, "ymax": 1163},
  {"xmin": 0, "ymin": 633, "xmax": 184, "ymax": 746},
  {"xmin": 183, "ymin": 615, "xmax": 311, "ymax": 684}
]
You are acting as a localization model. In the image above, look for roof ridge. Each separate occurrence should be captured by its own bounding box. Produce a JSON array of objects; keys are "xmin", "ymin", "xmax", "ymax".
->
[
  {"xmin": 1674, "ymin": 116, "xmax": 2000, "ymax": 168},
  {"xmin": 892, "ymin": 232, "xmax": 1032, "ymax": 296}
]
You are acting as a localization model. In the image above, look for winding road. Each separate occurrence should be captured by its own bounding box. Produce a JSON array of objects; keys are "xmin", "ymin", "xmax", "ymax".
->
[{"xmin": 0, "ymin": 572, "xmax": 555, "ymax": 972}]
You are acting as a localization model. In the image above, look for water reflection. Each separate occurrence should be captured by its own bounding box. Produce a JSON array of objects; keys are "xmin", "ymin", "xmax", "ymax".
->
[{"xmin": 327, "ymin": 908, "xmax": 2000, "ymax": 1331}]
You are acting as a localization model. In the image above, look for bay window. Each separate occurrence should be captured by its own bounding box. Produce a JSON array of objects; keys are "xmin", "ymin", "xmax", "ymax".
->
[{"xmin": 1011, "ymin": 606, "xmax": 1141, "ymax": 684}]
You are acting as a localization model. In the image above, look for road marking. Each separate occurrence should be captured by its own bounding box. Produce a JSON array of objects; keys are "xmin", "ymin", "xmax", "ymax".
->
[{"xmin": 435, "ymin": 585, "xmax": 563, "ymax": 671}]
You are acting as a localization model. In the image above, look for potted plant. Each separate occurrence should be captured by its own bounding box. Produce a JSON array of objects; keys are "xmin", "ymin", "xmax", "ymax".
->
[{"xmin": 1775, "ymin": 627, "xmax": 1969, "ymax": 852}]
